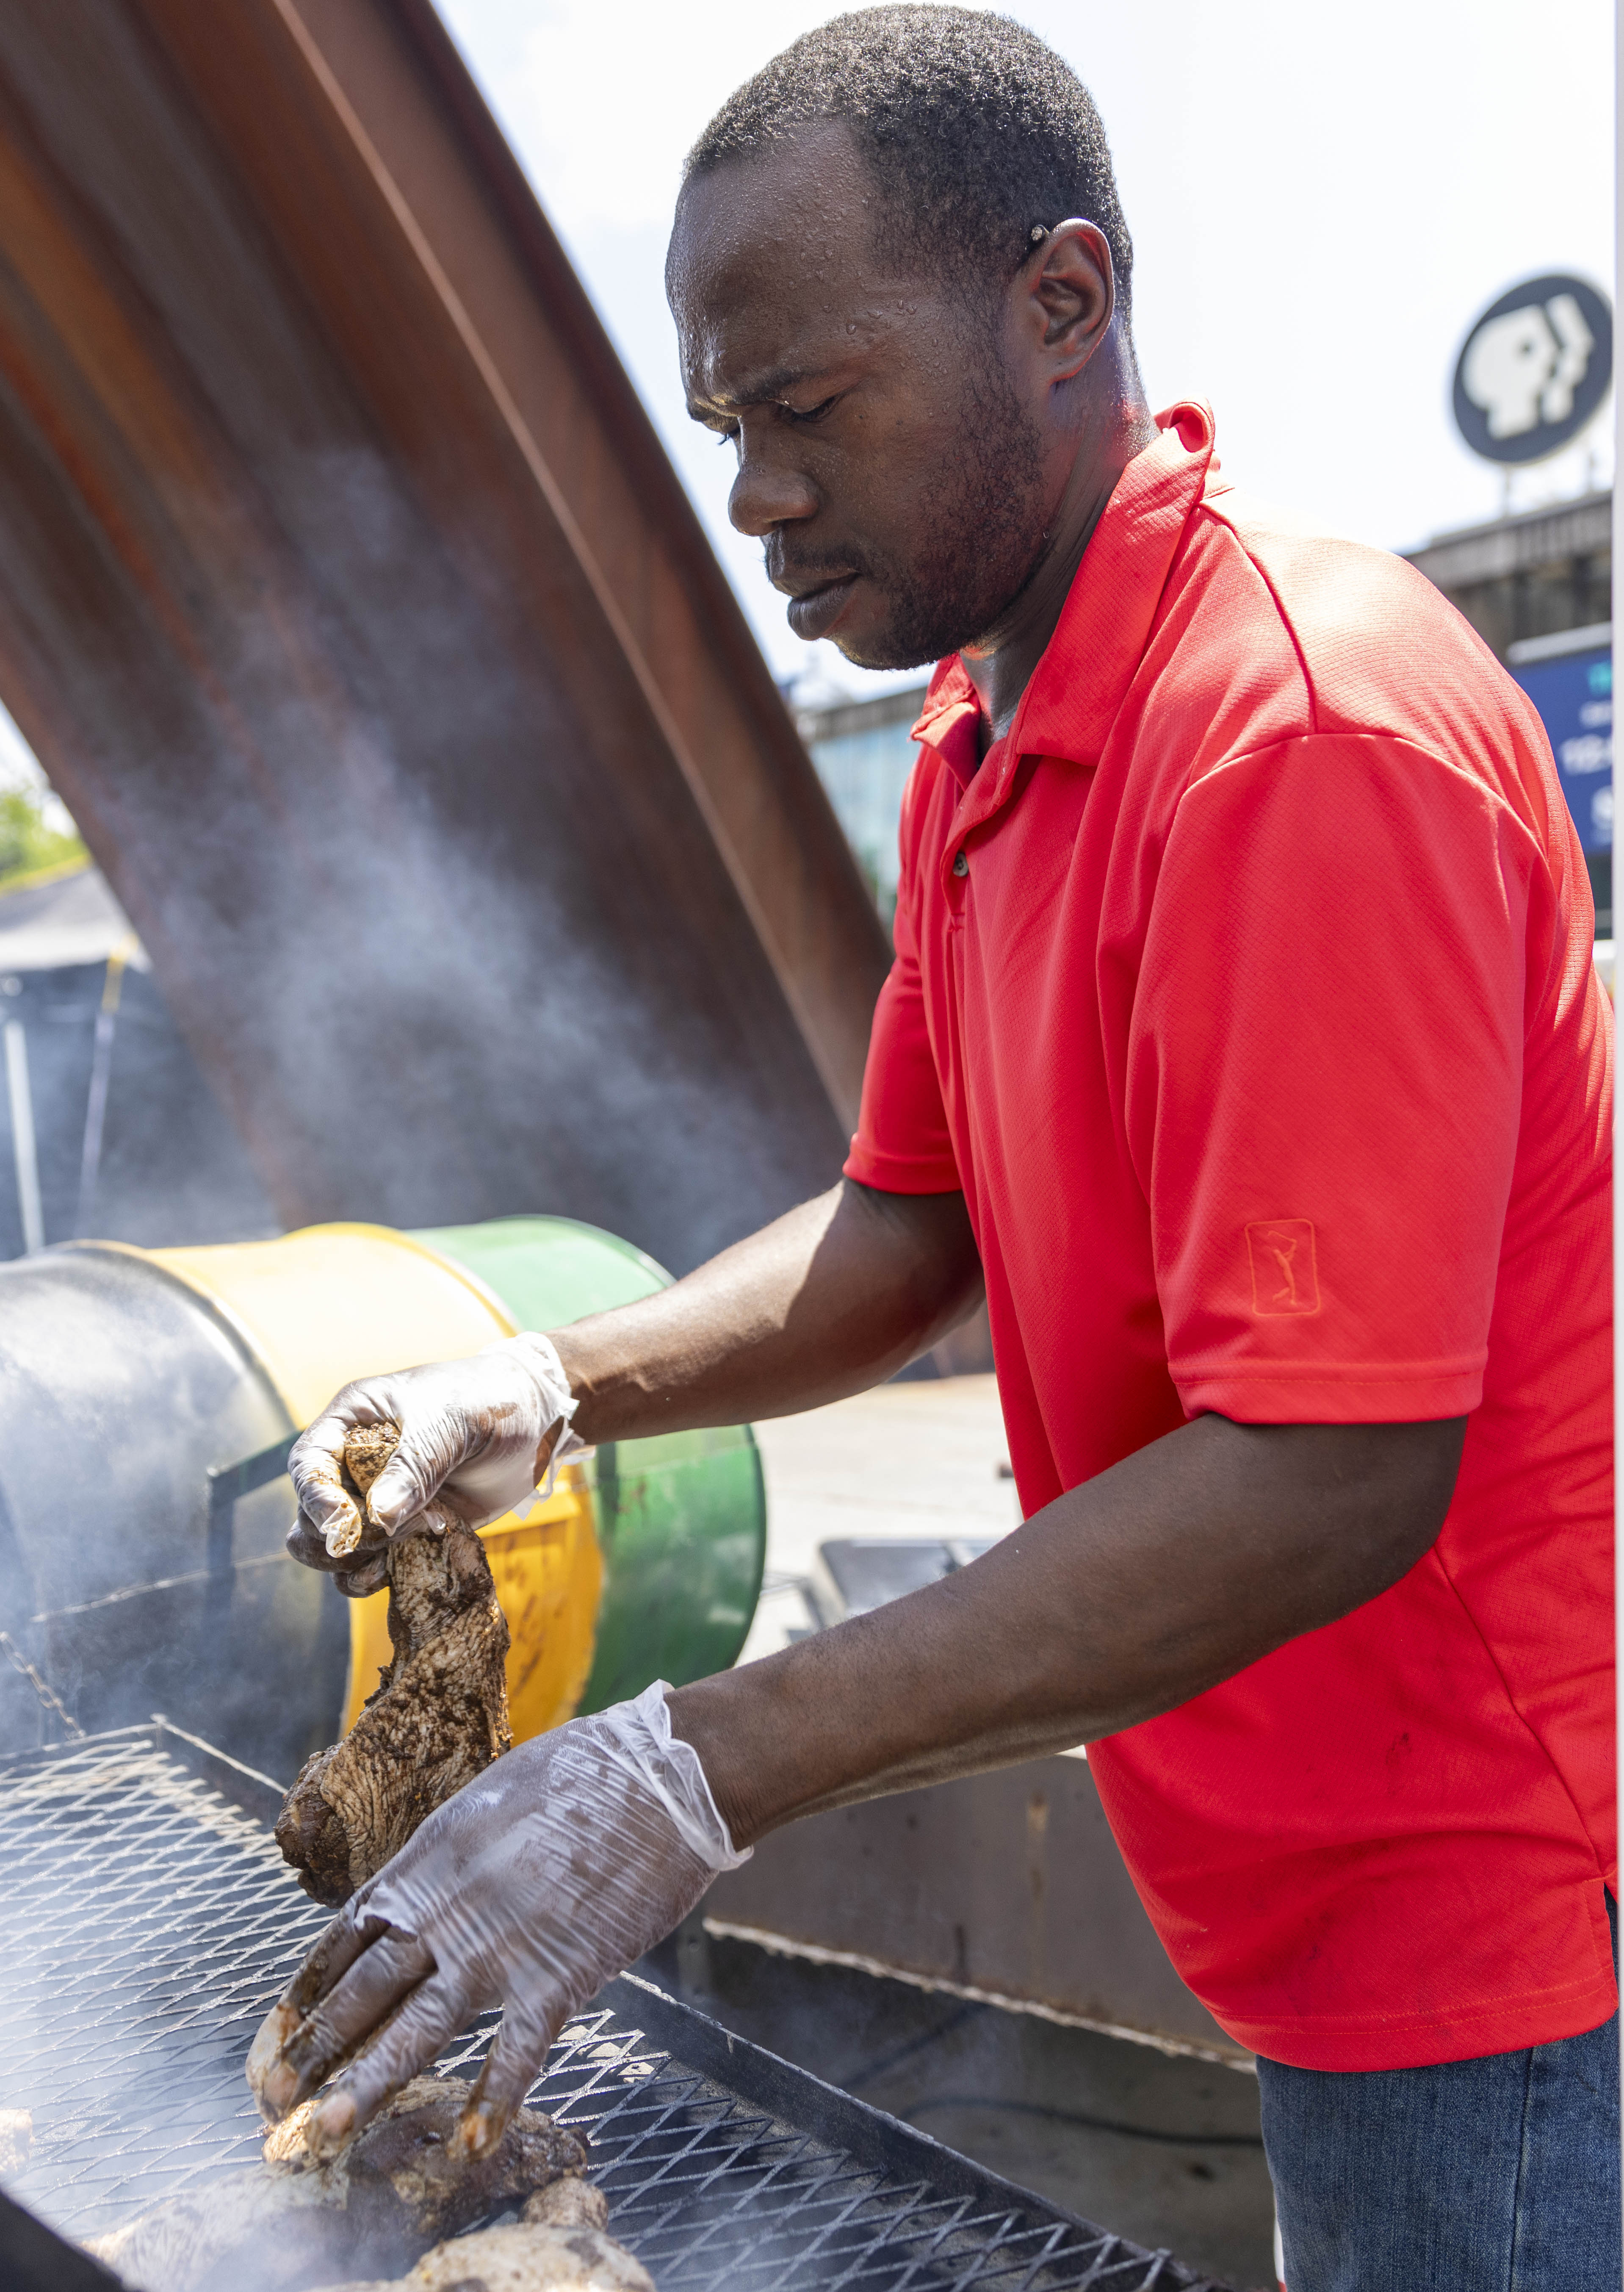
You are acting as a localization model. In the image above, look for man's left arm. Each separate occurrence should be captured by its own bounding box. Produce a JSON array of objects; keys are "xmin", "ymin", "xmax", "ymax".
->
[{"xmin": 670, "ymin": 1407, "xmax": 1465, "ymax": 1844}]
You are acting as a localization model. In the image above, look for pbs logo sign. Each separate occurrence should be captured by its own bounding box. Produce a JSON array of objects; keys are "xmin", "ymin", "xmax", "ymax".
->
[{"xmin": 1452, "ymin": 274, "xmax": 1613, "ymax": 465}]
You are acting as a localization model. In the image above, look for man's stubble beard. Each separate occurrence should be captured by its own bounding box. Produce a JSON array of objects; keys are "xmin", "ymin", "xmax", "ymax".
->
[{"xmin": 834, "ymin": 344, "xmax": 1051, "ymax": 674}]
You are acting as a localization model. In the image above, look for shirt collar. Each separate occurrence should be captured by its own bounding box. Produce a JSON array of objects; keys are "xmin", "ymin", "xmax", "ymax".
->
[{"xmin": 910, "ymin": 402, "xmax": 1221, "ymax": 811}]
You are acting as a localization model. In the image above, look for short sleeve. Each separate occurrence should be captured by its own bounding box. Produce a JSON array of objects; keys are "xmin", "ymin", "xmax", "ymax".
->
[
  {"xmin": 1129, "ymin": 733, "xmax": 1540, "ymax": 1421},
  {"xmin": 844, "ymin": 829, "xmax": 961, "ymax": 1194}
]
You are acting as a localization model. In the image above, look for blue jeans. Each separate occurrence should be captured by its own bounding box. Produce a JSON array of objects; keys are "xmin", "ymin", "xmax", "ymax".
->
[{"xmin": 1258, "ymin": 1900, "xmax": 1619, "ymax": 2292}]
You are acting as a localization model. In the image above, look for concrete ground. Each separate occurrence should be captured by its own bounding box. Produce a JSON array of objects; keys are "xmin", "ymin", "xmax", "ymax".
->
[
  {"xmin": 739, "ymin": 1374, "xmax": 1018, "ymax": 1663},
  {"xmin": 692, "ymin": 1380, "xmax": 1278, "ymax": 2290}
]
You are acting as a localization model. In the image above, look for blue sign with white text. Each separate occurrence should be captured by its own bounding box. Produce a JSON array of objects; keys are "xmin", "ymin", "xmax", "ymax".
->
[{"xmin": 1510, "ymin": 646, "xmax": 1613, "ymax": 854}]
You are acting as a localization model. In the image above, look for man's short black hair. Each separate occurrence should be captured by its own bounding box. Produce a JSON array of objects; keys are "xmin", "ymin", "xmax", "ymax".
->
[{"xmin": 683, "ymin": 6, "xmax": 1133, "ymax": 315}]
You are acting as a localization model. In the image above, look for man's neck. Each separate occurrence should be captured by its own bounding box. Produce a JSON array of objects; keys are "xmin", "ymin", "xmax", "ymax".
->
[{"xmin": 960, "ymin": 396, "xmax": 1158, "ymax": 756}]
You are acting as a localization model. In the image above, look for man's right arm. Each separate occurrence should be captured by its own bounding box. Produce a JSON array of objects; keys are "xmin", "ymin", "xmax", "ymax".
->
[
  {"xmin": 557, "ymin": 1178, "xmax": 982, "ymax": 1444},
  {"xmin": 285, "ymin": 1178, "xmax": 982, "ymax": 1581}
]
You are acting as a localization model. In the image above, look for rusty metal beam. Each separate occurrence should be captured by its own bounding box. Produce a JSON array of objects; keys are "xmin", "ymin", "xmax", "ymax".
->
[{"xmin": 0, "ymin": 0, "xmax": 889, "ymax": 1269}]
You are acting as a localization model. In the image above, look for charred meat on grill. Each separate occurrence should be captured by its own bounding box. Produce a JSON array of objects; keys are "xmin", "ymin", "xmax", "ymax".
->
[
  {"xmin": 86, "ymin": 2074, "xmax": 585, "ymax": 2292},
  {"xmin": 277, "ymin": 1424, "xmax": 513, "ymax": 1906},
  {"xmin": 522, "ymin": 2178, "xmax": 610, "ymax": 2231},
  {"xmin": 309, "ymin": 2221, "xmax": 654, "ymax": 2289}
]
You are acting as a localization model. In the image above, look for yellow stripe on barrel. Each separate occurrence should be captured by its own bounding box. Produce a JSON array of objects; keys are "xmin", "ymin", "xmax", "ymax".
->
[{"xmin": 152, "ymin": 1222, "xmax": 603, "ymax": 1746}]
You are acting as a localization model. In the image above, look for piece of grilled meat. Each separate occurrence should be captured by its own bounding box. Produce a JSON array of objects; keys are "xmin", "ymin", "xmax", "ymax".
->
[
  {"xmin": 86, "ymin": 2075, "xmax": 586, "ymax": 2292},
  {"xmin": 277, "ymin": 1424, "xmax": 512, "ymax": 1905},
  {"xmin": 311, "ymin": 2221, "xmax": 655, "ymax": 2289}
]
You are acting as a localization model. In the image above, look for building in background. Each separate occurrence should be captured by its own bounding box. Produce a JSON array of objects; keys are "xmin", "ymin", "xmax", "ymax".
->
[
  {"xmin": 793, "ymin": 682, "xmax": 929, "ymax": 933},
  {"xmin": 1411, "ymin": 272, "xmax": 1614, "ymax": 941}
]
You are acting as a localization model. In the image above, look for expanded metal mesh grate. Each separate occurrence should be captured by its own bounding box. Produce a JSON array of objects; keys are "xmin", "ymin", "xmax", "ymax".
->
[{"xmin": 0, "ymin": 1728, "xmax": 1225, "ymax": 2291}]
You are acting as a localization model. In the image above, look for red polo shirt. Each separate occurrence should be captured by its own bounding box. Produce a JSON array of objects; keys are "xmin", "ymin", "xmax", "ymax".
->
[{"xmin": 844, "ymin": 404, "xmax": 1616, "ymax": 2070}]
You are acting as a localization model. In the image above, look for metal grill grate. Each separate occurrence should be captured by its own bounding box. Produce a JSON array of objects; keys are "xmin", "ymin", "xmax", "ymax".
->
[{"xmin": 0, "ymin": 1727, "xmax": 1227, "ymax": 2291}]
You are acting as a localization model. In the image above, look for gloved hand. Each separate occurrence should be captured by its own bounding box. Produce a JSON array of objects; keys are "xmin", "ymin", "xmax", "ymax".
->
[
  {"xmin": 246, "ymin": 1682, "xmax": 749, "ymax": 2159},
  {"xmin": 286, "ymin": 1333, "xmax": 581, "ymax": 1594}
]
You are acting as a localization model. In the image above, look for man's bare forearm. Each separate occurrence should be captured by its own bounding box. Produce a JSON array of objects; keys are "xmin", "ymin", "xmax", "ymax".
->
[
  {"xmin": 552, "ymin": 1179, "xmax": 983, "ymax": 1446},
  {"xmin": 285, "ymin": 1181, "xmax": 981, "ymax": 1586},
  {"xmin": 669, "ymin": 1411, "xmax": 1467, "ymax": 1848}
]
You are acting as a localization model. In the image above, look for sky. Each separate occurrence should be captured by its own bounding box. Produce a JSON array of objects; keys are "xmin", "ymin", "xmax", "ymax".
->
[{"xmin": 435, "ymin": 0, "xmax": 1616, "ymax": 700}]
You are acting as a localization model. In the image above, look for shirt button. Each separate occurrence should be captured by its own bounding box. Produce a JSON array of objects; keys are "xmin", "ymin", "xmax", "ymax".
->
[{"xmin": 952, "ymin": 850, "xmax": 969, "ymax": 877}]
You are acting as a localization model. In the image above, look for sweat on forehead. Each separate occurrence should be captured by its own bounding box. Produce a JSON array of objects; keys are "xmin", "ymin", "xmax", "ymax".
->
[
  {"xmin": 678, "ymin": 4, "xmax": 1133, "ymax": 312},
  {"xmin": 670, "ymin": 124, "xmax": 919, "ymax": 324}
]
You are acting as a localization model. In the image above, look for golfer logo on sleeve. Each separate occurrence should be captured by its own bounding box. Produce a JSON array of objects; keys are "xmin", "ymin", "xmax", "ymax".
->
[{"xmin": 1246, "ymin": 1220, "xmax": 1321, "ymax": 1316}]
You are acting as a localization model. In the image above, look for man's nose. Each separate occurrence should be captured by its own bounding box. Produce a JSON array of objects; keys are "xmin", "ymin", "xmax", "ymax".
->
[{"xmin": 728, "ymin": 445, "xmax": 818, "ymax": 538}]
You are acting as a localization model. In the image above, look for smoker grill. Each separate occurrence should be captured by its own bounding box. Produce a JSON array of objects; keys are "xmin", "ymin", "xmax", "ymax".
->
[{"xmin": 0, "ymin": 1723, "xmax": 1231, "ymax": 2291}]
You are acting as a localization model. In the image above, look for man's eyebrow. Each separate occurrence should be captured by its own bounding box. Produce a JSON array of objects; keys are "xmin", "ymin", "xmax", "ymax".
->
[{"xmin": 686, "ymin": 364, "xmax": 814, "ymax": 420}]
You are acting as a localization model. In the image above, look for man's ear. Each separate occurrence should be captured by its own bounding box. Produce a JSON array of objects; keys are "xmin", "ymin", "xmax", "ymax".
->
[{"xmin": 1018, "ymin": 219, "xmax": 1115, "ymax": 382}]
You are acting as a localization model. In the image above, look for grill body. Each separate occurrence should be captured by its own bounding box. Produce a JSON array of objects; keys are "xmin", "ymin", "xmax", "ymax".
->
[{"xmin": 0, "ymin": 1722, "xmax": 1229, "ymax": 2291}]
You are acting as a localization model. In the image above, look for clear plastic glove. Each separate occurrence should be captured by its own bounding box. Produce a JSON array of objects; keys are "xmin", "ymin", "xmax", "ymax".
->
[
  {"xmin": 247, "ymin": 1682, "xmax": 749, "ymax": 2159},
  {"xmin": 286, "ymin": 1333, "xmax": 581, "ymax": 1589}
]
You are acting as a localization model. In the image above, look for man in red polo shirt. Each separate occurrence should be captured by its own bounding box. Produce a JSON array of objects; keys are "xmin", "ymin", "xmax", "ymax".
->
[{"xmin": 258, "ymin": 12, "xmax": 1616, "ymax": 2283}]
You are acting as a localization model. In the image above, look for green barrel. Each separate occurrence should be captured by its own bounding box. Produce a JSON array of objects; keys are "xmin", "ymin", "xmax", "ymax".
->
[{"xmin": 410, "ymin": 1216, "xmax": 765, "ymax": 1711}]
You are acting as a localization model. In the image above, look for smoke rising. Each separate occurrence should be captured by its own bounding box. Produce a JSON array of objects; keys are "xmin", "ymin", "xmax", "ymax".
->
[{"xmin": 75, "ymin": 437, "xmax": 847, "ymax": 1284}]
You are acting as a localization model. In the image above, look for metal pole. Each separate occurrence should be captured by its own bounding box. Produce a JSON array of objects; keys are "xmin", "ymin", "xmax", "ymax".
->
[
  {"xmin": 74, "ymin": 942, "xmax": 129, "ymax": 1237},
  {"xmin": 2, "ymin": 1017, "xmax": 42, "ymax": 1255}
]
